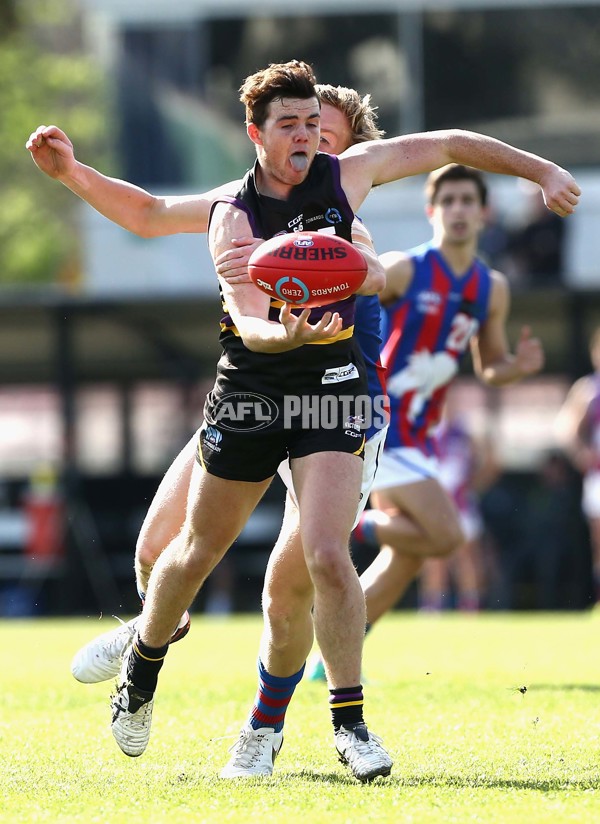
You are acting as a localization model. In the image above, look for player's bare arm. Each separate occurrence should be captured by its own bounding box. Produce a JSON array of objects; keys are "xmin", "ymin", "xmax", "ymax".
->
[
  {"xmin": 554, "ymin": 377, "xmax": 597, "ymax": 472},
  {"xmin": 27, "ymin": 124, "xmax": 239, "ymax": 237},
  {"xmin": 471, "ymin": 270, "xmax": 544, "ymax": 385},
  {"xmin": 377, "ymin": 251, "xmax": 414, "ymax": 305},
  {"xmin": 351, "ymin": 220, "xmax": 385, "ymax": 295},
  {"xmin": 210, "ymin": 204, "xmax": 342, "ymax": 352},
  {"xmin": 338, "ymin": 129, "xmax": 580, "ymax": 218}
]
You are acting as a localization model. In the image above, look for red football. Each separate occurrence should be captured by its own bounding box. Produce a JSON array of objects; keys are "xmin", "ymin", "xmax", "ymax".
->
[{"xmin": 248, "ymin": 231, "xmax": 367, "ymax": 308}]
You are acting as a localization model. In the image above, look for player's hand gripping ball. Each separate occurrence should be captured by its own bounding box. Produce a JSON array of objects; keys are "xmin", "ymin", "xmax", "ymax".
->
[{"xmin": 248, "ymin": 231, "xmax": 367, "ymax": 308}]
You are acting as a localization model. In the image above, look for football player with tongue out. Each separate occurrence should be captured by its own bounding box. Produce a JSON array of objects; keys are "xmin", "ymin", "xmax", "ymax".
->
[{"xmin": 27, "ymin": 60, "xmax": 579, "ymax": 781}]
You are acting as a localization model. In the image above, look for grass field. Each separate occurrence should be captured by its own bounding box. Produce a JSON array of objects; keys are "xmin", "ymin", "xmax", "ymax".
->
[{"xmin": 2, "ymin": 612, "xmax": 600, "ymax": 823}]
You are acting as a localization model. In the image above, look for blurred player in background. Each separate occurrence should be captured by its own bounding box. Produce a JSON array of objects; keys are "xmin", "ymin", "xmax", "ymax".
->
[
  {"xmin": 309, "ymin": 163, "xmax": 547, "ymax": 678},
  {"xmin": 418, "ymin": 389, "xmax": 498, "ymax": 612},
  {"xmin": 555, "ymin": 325, "xmax": 600, "ymax": 603}
]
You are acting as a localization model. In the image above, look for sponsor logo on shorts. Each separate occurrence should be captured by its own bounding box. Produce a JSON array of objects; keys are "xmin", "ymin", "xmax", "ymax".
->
[
  {"xmin": 212, "ymin": 392, "xmax": 279, "ymax": 432},
  {"xmin": 344, "ymin": 414, "xmax": 364, "ymax": 437},
  {"xmin": 322, "ymin": 363, "xmax": 360, "ymax": 384},
  {"xmin": 203, "ymin": 425, "xmax": 223, "ymax": 452}
]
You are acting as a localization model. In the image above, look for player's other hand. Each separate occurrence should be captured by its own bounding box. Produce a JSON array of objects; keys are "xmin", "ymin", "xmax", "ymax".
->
[
  {"xmin": 25, "ymin": 125, "xmax": 76, "ymax": 179},
  {"xmin": 515, "ymin": 325, "xmax": 544, "ymax": 376},
  {"xmin": 215, "ymin": 237, "xmax": 262, "ymax": 284},
  {"xmin": 540, "ymin": 165, "xmax": 581, "ymax": 217},
  {"xmin": 280, "ymin": 303, "xmax": 342, "ymax": 344}
]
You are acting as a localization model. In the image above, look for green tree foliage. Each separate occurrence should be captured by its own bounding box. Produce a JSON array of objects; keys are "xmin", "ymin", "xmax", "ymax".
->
[{"xmin": 0, "ymin": 0, "xmax": 112, "ymax": 287}]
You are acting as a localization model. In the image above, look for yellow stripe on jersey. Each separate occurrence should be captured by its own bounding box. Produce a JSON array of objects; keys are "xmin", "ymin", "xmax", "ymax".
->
[
  {"xmin": 353, "ymin": 436, "xmax": 366, "ymax": 457},
  {"xmin": 307, "ymin": 325, "xmax": 354, "ymax": 345},
  {"xmin": 220, "ymin": 321, "xmax": 355, "ymax": 345},
  {"xmin": 220, "ymin": 322, "xmax": 242, "ymax": 336}
]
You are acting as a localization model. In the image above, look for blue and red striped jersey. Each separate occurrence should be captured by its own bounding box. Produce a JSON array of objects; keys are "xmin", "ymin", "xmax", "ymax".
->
[{"xmin": 381, "ymin": 242, "xmax": 492, "ymax": 454}]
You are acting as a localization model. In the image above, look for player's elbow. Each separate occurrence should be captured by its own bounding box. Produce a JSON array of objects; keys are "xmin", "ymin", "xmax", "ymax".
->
[
  {"xmin": 242, "ymin": 338, "xmax": 264, "ymax": 353},
  {"xmin": 128, "ymin": 200, "xmax": 169, "ymax": 238},
  {"xmin": 131, "ymin": 225, "xmax": 157, "ymax": 239},
  {"xmin": 356, "ymin": 264, "xmax": 386, "ymax": 296},
  {"xmin": 239, "ymin": 333, "xmax": 279, "ymax": 353}
]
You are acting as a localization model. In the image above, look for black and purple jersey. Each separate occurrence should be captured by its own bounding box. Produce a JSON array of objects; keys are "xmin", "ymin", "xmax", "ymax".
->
[{"xmin": 211, "ymin": 153, "xmax": 358, "ymax": 354}]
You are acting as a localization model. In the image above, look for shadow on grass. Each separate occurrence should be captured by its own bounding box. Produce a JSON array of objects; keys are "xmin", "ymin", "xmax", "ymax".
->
[
  {"xmin": 253, "ymin": 770, "xmax": 600, "ymax": 792},
  {"xmin": 532, "ymin": 683, "xmax": 600, "ymax": 693},
  {"xmin": 285, "ymin": 769, "xmax": 392, "ymax": 785},
  {"xmin": 289, "ymin": 772, "xmax": 600, "ymax": 791},
  {"xmin": 399, "ymin": 775, "xmax": 600, "ymax": 791},
  {"xmin": 167, "ymin": 769, "xmax": 600, "ymax": 792}
]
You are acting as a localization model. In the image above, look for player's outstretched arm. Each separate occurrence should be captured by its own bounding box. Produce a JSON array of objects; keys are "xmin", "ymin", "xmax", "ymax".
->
[
  {"xmin": 340, "ymin": 129, "xmax": 580, "ymax": 219},
  {"xmin": 351, "ymin": 220, "xmax": 385, "ymax": 295},
  {"xmin": 471, "ymin": 271, "xmax": 544, "ymax": 386},
  {"xmin": 26, "ymin": 124, "xmax": 237, "ymax": 237}
]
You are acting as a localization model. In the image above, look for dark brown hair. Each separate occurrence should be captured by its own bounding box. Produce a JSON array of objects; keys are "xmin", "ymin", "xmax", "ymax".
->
[
  {"xmin": 425, "ymin": 164, "xmax": 488, "ymax": 207},
  {"xmin": 239, "ymin": 60, "xmax": 318, "ymax": 128}
]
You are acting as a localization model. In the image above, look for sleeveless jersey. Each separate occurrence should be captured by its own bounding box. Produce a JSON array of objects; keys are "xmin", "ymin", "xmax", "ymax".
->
[
  {"xmin": 381, "ymin": 242, "xmax": 492, "ymax": 454},
  {"xmin": 205, "ymin": 152, "xmax": 370, "ymax": 420},
  {"xmin": 208, "ymin": 154, "xmax": 387, "ymax": 433},
  {"xmin": 212, "ymin": 154, "xmax": 357, "ymax": 358}
]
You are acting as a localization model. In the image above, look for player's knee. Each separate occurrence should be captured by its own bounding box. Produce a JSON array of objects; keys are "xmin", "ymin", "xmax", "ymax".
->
[
  {"xmin": 430, "ymin": 522, "xmax": 466, "ymax": 558},
  {"xmin": 135, "ymin": 535, "xmax": 161, "ymax": 570},
  {"xmin": 263, "ymin": 596, "xmax": 294, "ymax": 648},
  {"xmin": 263, "ymin": 583, "xmax": 310, "ymax": 624},
  {"xmin": 305, "ymin": 541, "xmax": 352, "ymax": 588}
]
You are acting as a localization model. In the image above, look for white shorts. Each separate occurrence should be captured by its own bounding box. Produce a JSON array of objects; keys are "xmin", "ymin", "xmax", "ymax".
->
[
  {"xmin": 277, "ymin": 425, "xmax": 388, "ymax": 529},
  {"xmin": 371, "ymin": 446, "xmax": 439, "ymax": 491},
  {"xmin": 458, "ymin": 509, "xmax": 484, "ymax": 543},
  {"xmin": 582, "ymin": 471, "xmax": 600, "ymax": 519}
]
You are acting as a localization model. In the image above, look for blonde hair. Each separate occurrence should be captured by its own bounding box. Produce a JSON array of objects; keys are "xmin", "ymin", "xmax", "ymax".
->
[{"xmin": 316, "ymin": 84, "xmax": 385, "ymax": 143}]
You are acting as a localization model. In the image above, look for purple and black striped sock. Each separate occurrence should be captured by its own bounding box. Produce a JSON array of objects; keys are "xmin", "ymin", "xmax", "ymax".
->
[{"xmin": 329, "ymin": 684, "xmax": 364, "ymax": 730}]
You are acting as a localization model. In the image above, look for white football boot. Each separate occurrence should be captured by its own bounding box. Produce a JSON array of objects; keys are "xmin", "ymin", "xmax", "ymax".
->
[
  {"xmin": 110, "ymin": 650, "xmax": 154, "ymax": 757},
  {"xmin": 71, "ymin": 611, "xmax": 190, "ymax": 683},
  {"xmin": 334, "ymin": 723, "xmax": 393, "ymax": 782},
  {"xmin": 220, "ymin": 725, "xmax": 284, "ymax": 778}
]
